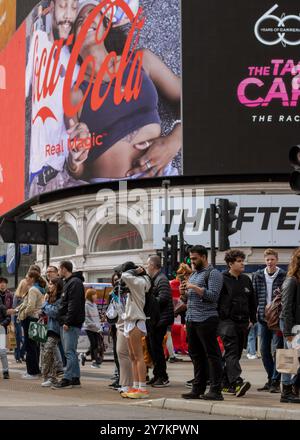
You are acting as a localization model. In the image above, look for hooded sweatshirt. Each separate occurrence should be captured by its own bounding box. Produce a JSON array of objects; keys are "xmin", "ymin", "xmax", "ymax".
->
[{"xmin": 121, "ymin": 270, "xmax": 151, "ymax": 322}]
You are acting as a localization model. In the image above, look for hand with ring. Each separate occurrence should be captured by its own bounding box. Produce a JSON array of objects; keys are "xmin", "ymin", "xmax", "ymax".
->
[{"xmin": 126, "ymin": 126, "xmax": 182, "ymax": 177}]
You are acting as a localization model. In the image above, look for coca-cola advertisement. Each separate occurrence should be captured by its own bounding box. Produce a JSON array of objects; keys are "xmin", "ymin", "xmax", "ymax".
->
[{"xmin": 25, "ymin": 0, "xmax": 182, "ymax": 197}]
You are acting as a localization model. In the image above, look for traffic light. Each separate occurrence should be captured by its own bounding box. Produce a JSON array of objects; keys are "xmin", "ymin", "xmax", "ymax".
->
[
  {"xmin": 289, "ymin": 146, "xmax": 300, "ymax": 193},
  {"xmin": 217, "ymin": 198, "xmax": 238, "ymax": 252},
  {"xmin": 183, "ymin": 244, "xmax": 192, "ymax": 265},
  {"xmin": 163, "ymin": 234, "xmax": 178, "ymax": 276}
]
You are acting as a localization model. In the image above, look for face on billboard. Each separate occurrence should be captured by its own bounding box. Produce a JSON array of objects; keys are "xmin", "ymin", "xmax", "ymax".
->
[
  {"xmin": 0, "ymin": 0, "xmax": 16, "ymax": 52},
  {"xmin": 51, "ymin": 0, "xmax": 78, "ymax": 40}
]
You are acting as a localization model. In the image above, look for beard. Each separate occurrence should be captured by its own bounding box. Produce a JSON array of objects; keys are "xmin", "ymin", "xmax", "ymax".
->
[
  {"xmin": 52, "ymin": 19, "xmax": 73, "ymax": 41},
  {"xmin": 194, "ymin": 260, "xmax": 204, "ymax": 271}
]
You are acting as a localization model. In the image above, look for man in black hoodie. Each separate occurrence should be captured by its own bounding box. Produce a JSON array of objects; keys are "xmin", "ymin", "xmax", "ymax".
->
[
  {"xmin": 53, "ymin": 261, "xmax": 85, "ymax": 389},
  {"xmin": 218, "ymin": 250, "xmax": 256, "ymax": 397}
]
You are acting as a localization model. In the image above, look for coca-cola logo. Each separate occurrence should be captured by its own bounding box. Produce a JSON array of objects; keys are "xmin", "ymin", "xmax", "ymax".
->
[{"xmin": 32, "ymin": 0, "xmax": 144, "ymax": 124}]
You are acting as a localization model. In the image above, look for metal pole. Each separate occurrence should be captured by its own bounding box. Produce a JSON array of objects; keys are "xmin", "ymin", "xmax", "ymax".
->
[
  {"xmin": 179, "ymin": 211, "xmax": 186, "ymax": 261},
  {"xmin": 14, "ymin": 220, "xmax": 19, "ymax": 289},
  {"xmin": 162, "ymin": 180, "xmax": 170, "ymax": 273},
  {"xmin": 210, "ymin": 204, "xmax": 217, "ymax": 267},
  {"xmin": 46, "ymin": 220, "xmax": 50, "ymax": 267}
]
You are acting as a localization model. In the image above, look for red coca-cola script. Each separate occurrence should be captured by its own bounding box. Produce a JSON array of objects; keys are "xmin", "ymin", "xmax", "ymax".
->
[{"xmin": 31, "ymin": 0, "xmax": 145, "ymax": 121}]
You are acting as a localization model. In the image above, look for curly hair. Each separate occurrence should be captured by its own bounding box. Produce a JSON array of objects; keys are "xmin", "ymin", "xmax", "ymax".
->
[
  {"xmin": 224, "ymin": 249, "xmax": 246, "ymax": 267},
  {"xmin": 287, "ymin": 248, "xmax": 300, "ymax": 282}
]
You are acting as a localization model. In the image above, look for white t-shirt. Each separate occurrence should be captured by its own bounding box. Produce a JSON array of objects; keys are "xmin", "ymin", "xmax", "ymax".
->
[
  {"xmin": 264, "ymin": 267, "xmax": 280, "ymax": 305},
  {"xmin": 26, "ymin": 30, "xmax": 79, "ymax": 174}
]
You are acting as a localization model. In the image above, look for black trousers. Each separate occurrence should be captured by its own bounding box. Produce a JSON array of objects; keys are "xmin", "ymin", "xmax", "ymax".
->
[
  {"xmin": 86, "ymin": 330, "xmax": 104, "ymax": 364},
  {"xmin": 218, "ymin": 320, "xmax": 248, "ymax": 386},
  {"xmin": 22, "ymin": 317, "xmax": 41, "ymax": 376},
  {"xmin": 186, "ymin": 318, "xmax": 223, "ymax": 394},
  {"xmin": 149, "ymin": 324, "xmax": 168, "ymax": 381}
]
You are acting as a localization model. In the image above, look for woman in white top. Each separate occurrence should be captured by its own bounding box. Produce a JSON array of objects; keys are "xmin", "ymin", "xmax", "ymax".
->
[{"xmin": 120, "ymin": 264, "xmax": 151, "ymax": 399}]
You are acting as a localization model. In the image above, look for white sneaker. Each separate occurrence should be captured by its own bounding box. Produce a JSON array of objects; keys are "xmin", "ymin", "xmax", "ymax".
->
[
  {"xmin": 22, "ymin": 373, "xmax": 39, "ymax": 379},
  {"xmin": 247, "ymin": 354, "xmax": 257, "ymax": 360},
  {"xmin": 41, "ymin": 379, "xmax": 53, "ymax": 387}
]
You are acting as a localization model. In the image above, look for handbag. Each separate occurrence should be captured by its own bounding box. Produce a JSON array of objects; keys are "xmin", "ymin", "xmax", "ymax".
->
[
  {"xmin": 106, "ymin": 284, "xmax": 124, "ymax": 324},
  {"xmin": 6, "ymin": 323, "xmax": 17, "ymax": 350},
  {"xmin": 276, "ymin": 348, "xmax": 299, "ymax": 374},
  {"xmin": 28, "ymin": 319, "xmax": 47, "ymax": 343}
]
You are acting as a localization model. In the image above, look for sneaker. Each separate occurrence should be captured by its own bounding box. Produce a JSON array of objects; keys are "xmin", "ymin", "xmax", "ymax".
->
[
  {"xmin": 169, "ymin": 356, "xmax": 183, "ymax": 363},
  {"xmin": 108, "ymin": 379, "xmax": 119, "ymax": 388},
  {"xmin": 181, "ymin": 391, "xmax": 202, "ymax": 399},
  {"xmin": 22, "ymin": 373, "xmax": 39, "ymax": 379},
  {"xmin": 3, "ymin": 371, "xmax": 9, "ymax": 379},
  {"xmin": 269, "ymin": 381, "xmax": 281, "ymax": 393},
  {"xmin": 202, "ymin": 391, "xmax": 224, "ymax": 401},
  {"xmin": 222, "ymin": 385, "xmax": 236, "ymax": 395},
  {"xmin": 185, "ymin": 379, "xmax": 194, "ymax": 388},
  {"xmin": 146, "ymin": 377, "xmax": 157, "ymax": 386},
  {"xmin": 151, "ymin": 378, "xmax": 170, "ymax": 388},
  {"xmin": 235, "ymin": 381, "xmax": 251, "ymax": 397},
  {"xmin": 41, "ymin": 379, "xmax": 53, "ymax": 387},
  {"xmin": 257, "ymin": 381, "xmax": 271, "ymax": 392},
  {"xmin": 71, "ymin": 378, "xmax": 81, "ymax": 388},
  {"xmin": 126, "ymin": 389, "xmax": 150, "ymax": 399},
  {"xmin": 51, "ymin": 379, "xmax": 73, "ymax": 389},
  {"xmin": 120, "ymin": 387, "xmax": 138, "ymax": 398},
  {"xmin": 247, "ymin": 354, "xmax": 258, "ymax": 360},
  {"xmin": 91, "ymin": 362, "xmax": 101, "ymax": 369}
]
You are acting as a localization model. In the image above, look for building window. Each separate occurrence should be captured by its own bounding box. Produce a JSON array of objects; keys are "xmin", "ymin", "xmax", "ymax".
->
[
  {"xmin": 93, "ymin": 223, "xmax": 143, "ymax": 252},
  {"xmin": 51, "ymin": 224, "xmax": 78, "ymax": 257}
]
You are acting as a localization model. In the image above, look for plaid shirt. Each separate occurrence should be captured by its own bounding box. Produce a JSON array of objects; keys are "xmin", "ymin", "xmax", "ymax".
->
[{"xmin": 186, "ymin": 266, "xmax": 223, "ymax": 323}]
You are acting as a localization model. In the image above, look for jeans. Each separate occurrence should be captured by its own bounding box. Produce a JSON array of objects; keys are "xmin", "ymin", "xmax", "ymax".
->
[
  {"xmin": 247, "ymin": 323, "xmax": 259, "ymax": 355},
  {"xmin": 60, "ymin": 326, "xmax": 80, "ymax": 381},
  {"xmin": 22, "ymin": 317, "xmax": 41, "ymax": 376},
  {"xmin": 149, "ymin": 324, "xmax": 168, "ymax": 381},
  {"xmin": 259, "ymin": 321, "xmax": 283, "ymax": 382},
  {"xmin": 14, "ymin": 320, "xmax": 25, "ymax": 361},
  {"xmin": 186, "ymin": 318, "xmax": 223, "ymax": 394}
]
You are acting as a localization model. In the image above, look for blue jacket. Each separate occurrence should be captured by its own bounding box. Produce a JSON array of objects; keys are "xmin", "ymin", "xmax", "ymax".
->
[
  {"xmin": 41, "ymin": 298, "xmax": 61, "ymax": 336},
  {"xmin": 252, "ymin": 268, "xmax": 286, "ymax": 322}
]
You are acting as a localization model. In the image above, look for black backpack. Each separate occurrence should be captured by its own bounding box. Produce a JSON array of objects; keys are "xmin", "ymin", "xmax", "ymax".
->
[{"xmin": 144, "ymin": 281, "xmax": 160, "ymax": 333}]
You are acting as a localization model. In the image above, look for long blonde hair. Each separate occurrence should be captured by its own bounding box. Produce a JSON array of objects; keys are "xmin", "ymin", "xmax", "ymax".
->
[
  {"xmin": 15, "ymin": 279, "xmax": 29, "ymax": 298},
  {"xmin": 287, "ymin": 247, "xmax": 300, "ymax": 282}
]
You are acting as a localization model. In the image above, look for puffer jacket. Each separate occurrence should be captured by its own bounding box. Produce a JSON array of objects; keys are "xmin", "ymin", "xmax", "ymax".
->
[
  {"xmin": 252, "ymin": 268, "xmax": 286, "ymax": 322},
  {"xmin": 41, "ymin": 298, "xmax": 61, "ymax": 336},
  {"xmin": 151, "ymin": 271, "xmax": 174, "ymax": 327},
  {"xmin": 57, "ymin": 272, "xmax": 85, "ymax": 328},
  {"xmin": 280, "ymin": 276, "xmax": 300, "ymax": 337}
]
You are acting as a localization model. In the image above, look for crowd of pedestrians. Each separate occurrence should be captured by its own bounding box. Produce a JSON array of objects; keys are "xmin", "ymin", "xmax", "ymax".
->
[{"xmin": 0, "ymin": 246, "xmax": 300, "ymax": 405}]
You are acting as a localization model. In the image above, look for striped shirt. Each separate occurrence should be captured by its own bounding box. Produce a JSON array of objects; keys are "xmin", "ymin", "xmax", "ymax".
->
[{"xmin": 185, "ymin": 266, "xmax": 223, "ymax": 323}]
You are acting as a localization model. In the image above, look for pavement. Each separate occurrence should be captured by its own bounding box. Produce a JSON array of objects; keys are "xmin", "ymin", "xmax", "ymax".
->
[{"xmin": 1, "ymin": 352, "xmax": 300, "ymax": 420}]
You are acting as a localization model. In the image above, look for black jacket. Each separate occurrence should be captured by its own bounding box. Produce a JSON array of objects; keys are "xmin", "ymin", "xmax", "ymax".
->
[
  {"xmin": 0, "ymin": 304, "xmax": 10, "ymax": 332},
  {"xmin": 218, "ymin": 271, "xmax": 257, "ymax": 325},
  {"xmin": 57, "ymin": 273, "xmax": 85, "ymax": 328},
  {"xmin": 280, "ymin": 276, "xmax": 300, "ymax": 337},
  {"xmin": 252, "ymin": 268, "xmax": 286, "ymax": 322},
  {"xmin": 151, "ymin": 271, "xmax": 174, "ymax": 327}
]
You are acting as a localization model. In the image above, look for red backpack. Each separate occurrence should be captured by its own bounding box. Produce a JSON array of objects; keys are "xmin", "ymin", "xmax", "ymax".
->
[{"xmin": 264, "ymin": 288, "xmax": 282, "ymax": 331}]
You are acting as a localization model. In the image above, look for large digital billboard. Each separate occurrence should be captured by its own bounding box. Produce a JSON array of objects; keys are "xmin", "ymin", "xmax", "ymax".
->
[
  {"xmin": 183, "ymin": 0, "xmax": 300, "ymax": 177},
  {"xmin": 0, "ymin": 0, "xmax": 182, "ymax": 213}
]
